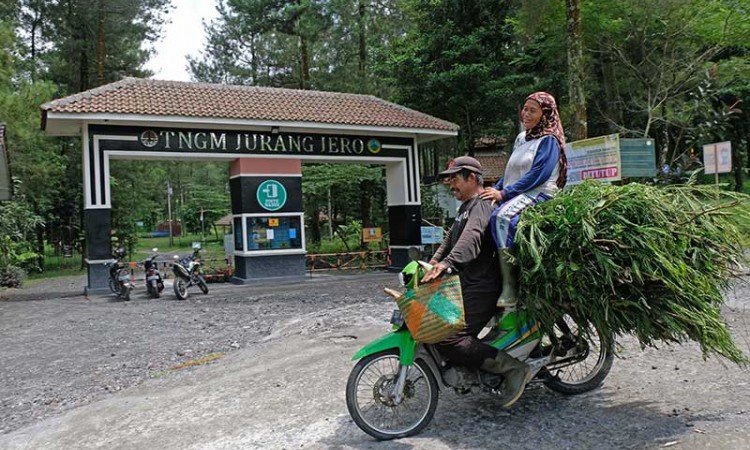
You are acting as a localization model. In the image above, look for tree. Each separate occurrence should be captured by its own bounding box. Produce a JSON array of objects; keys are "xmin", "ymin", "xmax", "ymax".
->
[
  {"xmin": 40, "ymin": 0, "xmax": 171, "ymax": 94},
  {"xmin": 189, "ymin": 0, "xmax": 409, "ymax": 95},
  {"xmin": 381, "ymin": 0, "xmax": 528, "ymax": 153}
]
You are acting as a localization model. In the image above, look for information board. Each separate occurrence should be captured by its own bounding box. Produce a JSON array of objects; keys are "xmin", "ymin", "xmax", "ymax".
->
[
  {"xmin": 362, "ymin": 227, "xmax": 382, "ymax": 242},
  {"xmin": 620, "ymin": 138, "xmax": 656, "ymax": 178},
  {"xmin": 702, "ymin": 141, "xmax": 732, "ymax": 174},
  {"xmin": 566, "ymin": 134, "xmax": 622, "ymax": 185},
  {"xmin": 421, "ymin": 226, "xmax": 445, "ymax": 245}
]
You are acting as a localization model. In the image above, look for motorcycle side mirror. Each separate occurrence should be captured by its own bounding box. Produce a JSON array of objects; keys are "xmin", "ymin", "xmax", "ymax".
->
[{"xmin": 407, "ymin": 246, "xmax": 422, "ymax": 262}]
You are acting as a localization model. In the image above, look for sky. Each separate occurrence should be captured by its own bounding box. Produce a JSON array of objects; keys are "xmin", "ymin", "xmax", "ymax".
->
[{"xmin": 144, "ymin": 0, "xmax": 220, "ymax": 82}]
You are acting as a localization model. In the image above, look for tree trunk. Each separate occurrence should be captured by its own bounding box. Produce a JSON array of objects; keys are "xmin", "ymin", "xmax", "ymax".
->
[
  {"xmin": 360, "ymin": 180, "xmax": 372, "ymax": 228},
  {"xmin": 79, "ymin": 47, "xmax": 89, "ymax": 94},
  {"xmin": 250, "ymin": 34, "xmax": 258, "ymax": 85},
  {"xmin": 96, "ymin": 9, "xmax": 105, "ymax": 85},
  {"xmin": 310, "ymin": 206, "xmax": 321, "ymax": 244},
  {"xmin": 300, "ymin": 36, "xmax": 310, "ymax": 89},
  {"xmin": 566, "ymin": 0, "xmax": 587, "ymax": 140},
  {"xmin": 357, "ymin": 0, "xmax": 367, "ymax": 92},
  {"xmin": 36, "ymin": 225, "xmax": 45, "ymax": 271}
]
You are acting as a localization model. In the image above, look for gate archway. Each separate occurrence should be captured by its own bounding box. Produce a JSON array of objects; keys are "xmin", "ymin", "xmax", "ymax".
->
[{"xmin": 42, "ymin": 78, "xmax": 458, "ymax": 293}]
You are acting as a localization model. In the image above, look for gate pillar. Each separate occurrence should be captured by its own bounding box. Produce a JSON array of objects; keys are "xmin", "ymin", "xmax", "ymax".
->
[
  {"xmin": 229, "ymin": 158, "xmax": 306, "ymax": 282},
  {"xmin": 83, "ymin": 208, "xmax": 113, "ymax": 294}
]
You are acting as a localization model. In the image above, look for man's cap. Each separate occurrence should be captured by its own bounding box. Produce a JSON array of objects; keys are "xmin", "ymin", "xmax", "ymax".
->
[{"xmin": 437, "ymin": 156, "xmax": 483, "ymax": 179}]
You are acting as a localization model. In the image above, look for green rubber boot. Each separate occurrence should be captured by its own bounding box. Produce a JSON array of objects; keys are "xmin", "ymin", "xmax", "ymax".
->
[
  {"xmin": 481, "ymin": 351, "xmax": 532, "ymax": 407},
  {"xmin": 497, "ymin": 250, "xmax": 518, "ymax": 307}
]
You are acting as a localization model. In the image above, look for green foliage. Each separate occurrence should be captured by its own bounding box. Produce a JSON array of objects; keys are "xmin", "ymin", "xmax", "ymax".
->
[
  {"xmin": 380, "ymin": 0, "xmax": 527, "ymax": 151},
  {"xmin": 2, "ymin": 0, "xmax": 750, "ymax": 280},
  {"xmin": 420, "ymin": 184, "xmax": 444, "ymax": 222},
  {"xmin": 190, "ymin": 0, "xmax": 408, "ymax": 94},
  {"xmin": 0, "ymin": 200, "xmax": 44, "ymax": 281},
  {"xmin": 515, "ymin": 180, "xmax": 749, "ymax": 364},
  {"xmin": 302, "ymin": 163, "xmax": 385, "ymax": 244},
  {"xmin": 179, "ymin": 184, "xmax": 230, "ymax": 236},
  {"xmin": 0, "ymin": 264, "xmax": 26, "ymax": 288},
  {"xmin": 39, "ymin": 0, "xmax": 171, "ymax": 94}
]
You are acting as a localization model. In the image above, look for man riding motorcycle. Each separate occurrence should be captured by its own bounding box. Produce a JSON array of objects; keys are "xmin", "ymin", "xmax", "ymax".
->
[{"xmin": 421, "ymin": 156, "xmax": 532, "ymax": 407}]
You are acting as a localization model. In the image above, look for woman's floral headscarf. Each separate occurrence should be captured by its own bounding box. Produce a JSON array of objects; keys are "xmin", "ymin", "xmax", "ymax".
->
[{"xmin": 523, "ymin": 92, "xmax": 568, "ymax": 188}]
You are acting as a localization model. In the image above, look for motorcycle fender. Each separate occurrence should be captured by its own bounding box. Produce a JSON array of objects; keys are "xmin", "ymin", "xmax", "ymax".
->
[
  {"xmin": 173, "ymin": 264, "xmax": 190, "ymax": 278},
  {"xmin": 352, "ymin": 329, "xmax": 417, "ymax": 365}
]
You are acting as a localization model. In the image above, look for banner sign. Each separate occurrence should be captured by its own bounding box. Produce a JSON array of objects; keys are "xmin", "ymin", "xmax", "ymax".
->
[
  {"xmin": 702, "ymin": 141, "xmax": 732, "ymax": 174},
  {"xmin": 566, "ymin": 134, "xmax": 622, "ymax": 185}
]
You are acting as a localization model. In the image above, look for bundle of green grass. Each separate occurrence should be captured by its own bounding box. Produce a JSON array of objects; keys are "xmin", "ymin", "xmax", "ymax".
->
[{"xmin": 514, "ymin": 180, "xmax": 749, "ymax": 364}]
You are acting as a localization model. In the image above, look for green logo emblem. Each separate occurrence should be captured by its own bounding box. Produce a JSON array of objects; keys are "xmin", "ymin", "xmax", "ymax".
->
[
  {"xmin": 257, "ymin": 180, "xmax": 287, "ymax": 212},
  {"xmin": 367, "ymin": 139, "xmax": 381, "ymax": 154}
]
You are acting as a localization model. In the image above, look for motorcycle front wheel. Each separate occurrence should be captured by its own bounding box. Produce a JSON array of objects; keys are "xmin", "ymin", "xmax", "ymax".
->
[
  {"xmin": 543, "ymin": 315, "xmax": 614, "ymax": 395},
  {"xmin": 173, "ymin": 278, "xmax": 188, "ymax": 300},
  {"xmin": 197, "ymin": 276, "xmax": 209, "ymax": 294},
  {"xmin": 346, "ymin": 350, "xmax": 438, "ymax": 441}
]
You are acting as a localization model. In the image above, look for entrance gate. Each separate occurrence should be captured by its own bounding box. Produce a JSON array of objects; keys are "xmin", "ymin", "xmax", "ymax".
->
[{"xmin": 42, "ymin": 78, "xmax": 458, "ymax": 293}]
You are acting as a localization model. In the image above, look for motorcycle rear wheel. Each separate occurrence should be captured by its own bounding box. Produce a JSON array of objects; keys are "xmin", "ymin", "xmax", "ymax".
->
[
  {"xmin": 346, "ymin": 350, "xmax": 438, "ymax": 440},
  {"xmin": 121, "ymin": 286, "xmax": 131, "ymax": 302},
  {"xmin": 174, "ymin": 278, "xmax": 188, "ymax": 300},
  {"xmin": 108, "ymin": 278, "xmax": 120, "ymax": 295},
  {"xmin": 197, "ymin": 276, "xmax": 209, "ymax": 294},
  {"xmin": 149, "ymin": 280, "xmax": 161, "ymax": 299},
  {"xmin": 543, "ymin": 315, "xmax": 614, "ymax": 395}
]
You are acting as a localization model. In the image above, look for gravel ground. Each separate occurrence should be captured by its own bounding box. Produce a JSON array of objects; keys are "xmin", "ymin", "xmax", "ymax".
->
[
  {"xmin": 1, "ymin": 271, "xmax": 749, "ymax": 449},
  {"xmin": 0, "ymin": 272, "xmax": 395, "ymax": 435}
]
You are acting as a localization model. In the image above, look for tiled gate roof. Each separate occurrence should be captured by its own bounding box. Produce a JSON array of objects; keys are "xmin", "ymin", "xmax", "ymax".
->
[{"xmin": 42, "ymin": 78, "xmax": 459, "ymax": 132}]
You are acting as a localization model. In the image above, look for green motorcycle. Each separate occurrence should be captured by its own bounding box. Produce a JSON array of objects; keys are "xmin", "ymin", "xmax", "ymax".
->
[{"xmin": 346, "ymin": 258, "xmax": 614, "ymax": 440}]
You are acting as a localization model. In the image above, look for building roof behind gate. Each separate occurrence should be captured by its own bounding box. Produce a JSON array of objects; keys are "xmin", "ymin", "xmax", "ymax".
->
[{"xmin": 42, "ymin": 78, "xmax": 459, "ymax": 135}]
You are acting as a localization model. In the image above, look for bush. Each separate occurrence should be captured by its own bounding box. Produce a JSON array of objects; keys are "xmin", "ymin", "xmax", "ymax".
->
[{"xmin": 0, "ymin": 265, "xmax": 27, "ymax": 288}]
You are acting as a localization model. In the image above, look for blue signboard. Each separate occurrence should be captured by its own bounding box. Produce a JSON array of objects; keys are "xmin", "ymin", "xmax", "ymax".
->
[
  {"xmin": 620, "ymin": 138, "xmax": 656, "ymax": 178},
  {"xmin": 421, "ymin": 227, "xmax": 445, "ymax": 245}
]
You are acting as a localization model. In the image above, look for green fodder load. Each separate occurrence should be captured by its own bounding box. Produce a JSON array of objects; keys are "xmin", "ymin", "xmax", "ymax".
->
[{"xmin": 514, "ymin": 180, "xmax": 750, "ymax": 364}]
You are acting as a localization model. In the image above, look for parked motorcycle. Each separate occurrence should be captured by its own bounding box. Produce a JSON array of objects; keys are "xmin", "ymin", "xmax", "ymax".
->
[
  {"xmin": 346, "ymin": 251, "xmax": 614, "ymax": 440},
  {"xmin": 172, "ymin": 243, "xmax": 209, "ymax": 300},
  {"xmin": 143, "ymin": 248, "xmax": 164, "ymax": 299},
  {"xmin": 105, "ymin": 247, "xmax": 133, "ymax": 301}
]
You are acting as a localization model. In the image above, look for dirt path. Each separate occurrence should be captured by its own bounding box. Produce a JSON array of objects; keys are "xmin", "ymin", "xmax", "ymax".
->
[{"xmin": 1, "ymin": 273, "xmax": 749, "ymax": 449}]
